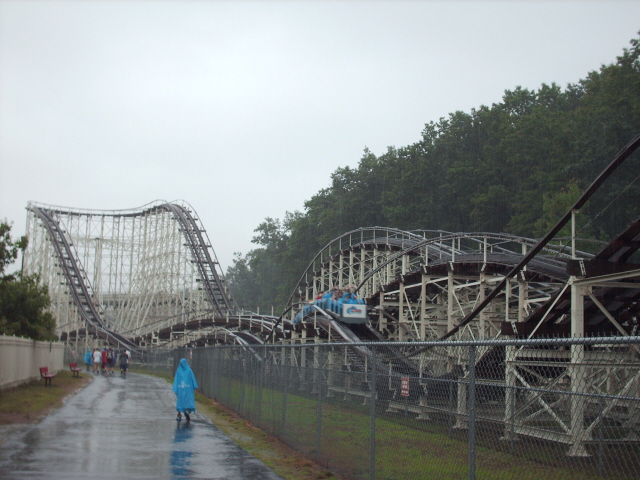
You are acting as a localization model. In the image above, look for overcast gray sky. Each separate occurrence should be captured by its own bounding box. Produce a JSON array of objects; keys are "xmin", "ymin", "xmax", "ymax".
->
[{"xmin": 1, "ymin": 1, "xmax": 639, "ymax": 271}]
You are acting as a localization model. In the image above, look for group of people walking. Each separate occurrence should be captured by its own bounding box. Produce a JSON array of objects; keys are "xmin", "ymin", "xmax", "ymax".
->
[{"xmin": 84, "ymin": 347, "xmax": 130, "ymax": 377}]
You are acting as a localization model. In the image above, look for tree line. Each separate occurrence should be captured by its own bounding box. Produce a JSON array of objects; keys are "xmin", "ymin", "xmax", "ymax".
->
[{"xmin": 226, "ymin": 34, "xmax": 640, "ymax": 312}]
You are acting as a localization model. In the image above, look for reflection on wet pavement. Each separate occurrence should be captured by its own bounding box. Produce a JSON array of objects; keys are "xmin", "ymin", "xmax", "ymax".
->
[
  {"xmin": 0, "ymin": 373, "xmax": 283, "ymax": 480},
  {"xmin": 171, "ymin": 423, "xmax": 195, "ymax": 477}
]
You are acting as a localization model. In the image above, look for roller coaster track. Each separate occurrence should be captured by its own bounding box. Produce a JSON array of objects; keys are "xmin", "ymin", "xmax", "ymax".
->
[
  {"xmin": 290, "ymin": 219, "xmax": 636, "ymax": 362},
  {"xmin": 270, "ymin": 136, "xmax": 640, "ymax": 392},
  {"xmin": 266, "ymin": 225, "xmax": 584, "ymax": 380},
  {"xmin": 440, "ymin": 133, "xmax": 640, "ymax": 340},
  {"xmin": 278, "ymin": 219, "xmax": 640, "ymax": 411},
  {"xmin": 27, "ymin": 201, "xmax": 237, "ymax": 348},
  {"xmin": 32, "ymin": 207, "xmax": 139, "ymax": 351},
  {"xmin": 154, "ymin": 203, "xmax": 235, "ymax": 315},
  {"xmin": 134, "ymin": 311, "xmax": 288, "ymax": 348},
  {"xmin": 520, "ymin": 214, "xmax": 640, "ymax": 337}
]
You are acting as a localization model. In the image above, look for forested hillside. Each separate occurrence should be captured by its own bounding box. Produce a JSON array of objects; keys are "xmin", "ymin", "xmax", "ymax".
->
[{"xmin": 227, "ymin": 34, "xmax": 640, "ymax": 312}]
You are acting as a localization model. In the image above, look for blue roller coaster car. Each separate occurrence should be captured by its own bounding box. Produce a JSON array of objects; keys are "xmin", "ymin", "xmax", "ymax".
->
[{"xmin": 293, "ymin": 292, "xmax": 369, "ymax": 325}]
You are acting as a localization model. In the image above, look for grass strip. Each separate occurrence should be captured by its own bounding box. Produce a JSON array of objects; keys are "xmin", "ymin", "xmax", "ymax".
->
[
  {"xmin": 213, "ymin": 378, "xmax": 611, "ymax": 480},
  {"xmin": 0, "ymin": 370, "xmax": 91, "ymax": 433},
  {"xmin": 195, "ymin": 391, "xmax": 342, "ymax": 480}
]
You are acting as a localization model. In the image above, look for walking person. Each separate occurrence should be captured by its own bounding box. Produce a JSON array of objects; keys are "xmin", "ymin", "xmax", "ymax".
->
[
  {"xmin": 173, "ymin": 358, "xmax": 198, "ymax": 423},
  {"xmin": 92, "ymin": 348, "xmax": 101, "ymax": 374},
  {"xmin": 84, "ymin": 349, "xmax": 92, "ymax": 372},
  {"xmin": 106, "ymin": 348, "xmax": 115, "ymax": 375},
  {"xmin": 120, "ymin": 350, "xmax": 130, "ymax": 377},
  {"xmin": 101, "ymin": 347, "xmax": 108, "ymax": 375}
]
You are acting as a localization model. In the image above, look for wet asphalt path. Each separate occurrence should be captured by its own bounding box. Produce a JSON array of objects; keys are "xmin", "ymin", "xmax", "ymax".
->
[{"xmin": 0, "ymin": 372, "xmax": 284, "ymax": 480}]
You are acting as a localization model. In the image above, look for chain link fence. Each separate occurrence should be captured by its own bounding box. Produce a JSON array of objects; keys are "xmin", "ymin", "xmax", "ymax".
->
[{"xmin": 170, "ymin": 336, "xmax": 640, "ymax": 480}]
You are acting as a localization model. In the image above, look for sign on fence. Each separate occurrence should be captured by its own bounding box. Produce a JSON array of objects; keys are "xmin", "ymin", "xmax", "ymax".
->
[{"xmin": 401, "ymin": 376, "xmax": 409, "ymax": 397}]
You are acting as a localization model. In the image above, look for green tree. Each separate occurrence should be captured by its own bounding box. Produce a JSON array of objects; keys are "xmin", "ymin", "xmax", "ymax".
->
[
  {"xmin": 532, "ymin": 182, "xmax": 584, "ymax": 238},
  {"xmin": 0, "ymin": 273, "xmax": 56, "ymax": 340},
  {"xmin": 0, "ymin": 221, "xmax": 56, "ymax": 341},
  {"xmin": 225, "ymin": 252, "xmax": 262, "ymax": 310},
  {"xmin": 227, "ymin": 216, "xmax": 299, "ymax": 311},
  {"xmin": 0, "ymin": 221, "xmax": 27, "ymax": 275}
]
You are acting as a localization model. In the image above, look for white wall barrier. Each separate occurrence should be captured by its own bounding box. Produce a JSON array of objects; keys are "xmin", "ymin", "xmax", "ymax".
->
[{"xmin": 0, "ymin": 335, "xmax": 65, "ymax": 389}]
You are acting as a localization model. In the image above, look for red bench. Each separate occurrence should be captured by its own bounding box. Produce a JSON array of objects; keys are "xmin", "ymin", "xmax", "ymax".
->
[
  {"xmin": 39, "ymin": 366, "xmax": 56, "ymax": 386},
  {"xmin": 69, "ymin": 362, "xmax": 82, "ymax": 377}
]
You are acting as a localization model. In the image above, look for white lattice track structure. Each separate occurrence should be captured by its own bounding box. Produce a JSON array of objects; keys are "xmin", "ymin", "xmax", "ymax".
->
[{"xmin": 23, "ymin": 201, "xmax": 241, "ymax": 348}]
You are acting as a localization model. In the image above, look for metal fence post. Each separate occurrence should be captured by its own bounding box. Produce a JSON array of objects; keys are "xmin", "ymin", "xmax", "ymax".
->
[
  {"xmin": 448, "ymin": 379, "xmax": 454, "ymax": 438},
  {"xmin": 257, "ymin": 354, "xmax": 264, "ymax": 427},
  {"xmin": 215, "ymin": 348, "xmax": 221, "ymax": 401},
  {"xmin": 316, "ymin": 346, "xmax": 323, "ymax": 463},
  {"xmin": 598, "ymin": 395, "xmax": 604, "ymax": 477},
  {"xmin": 209, "ymin": 348, "xmax": 214, "ymax": 399},
  {"xmin": 468, "ymin": 344, "xmax": 476, "ymax": 480},
  {"xmin": 370, "ymin": 345, "xmax": 377, "ymax": 480},
  {"xmin": 282, "ymin": 358, "xmax": 288, "ymax": 441},
  {"xmin": 239, "ymin": 355, "xmax": 246, "ymax": 416},
  {"xmin": 510, "ymin": 384, "xmax": 516, "ymax": 454},
  {"xmin": 226, "ymin": 349, "xmax": 233, "ymax": 407}
]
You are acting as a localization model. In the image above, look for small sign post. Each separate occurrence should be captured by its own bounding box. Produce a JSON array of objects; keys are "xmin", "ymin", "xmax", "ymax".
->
[
  {"xmin": 401, "ymin": 376, "xmax": 410, "ymax": 417},
  {"xmin": 401, "ymin": 376, "xmax": 410, "ymax": 397}
]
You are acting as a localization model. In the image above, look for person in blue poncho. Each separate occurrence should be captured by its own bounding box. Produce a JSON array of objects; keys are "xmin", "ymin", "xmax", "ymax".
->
[
  {"xmin": 173, "ymin": 358, "xmax": 198, "ymax": 422},
  {"xmin": 83, "ymin": 349, "xmax": 92, "ymax": 371}
]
